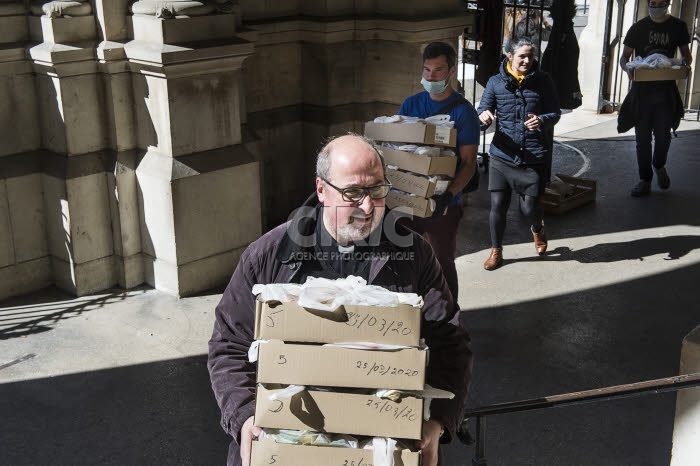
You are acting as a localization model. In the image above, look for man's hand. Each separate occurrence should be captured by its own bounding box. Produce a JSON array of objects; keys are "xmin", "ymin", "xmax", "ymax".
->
[
  {"xmin": 524, "ymin": 113, "xmax": 541, "ymax": 131},
  {"xmin": 431, "ymin": 191, "xmax": 453, "ymax": 217},
  {"xmin": 479, "ymin": 109, "xmax": 496, "ymax": 125},
  {"xmin": 416, "ymin": 419, "xmax": 443, "ymax": 466},
  {"xmin": 240, "ymin": 416, "xmax": 262, "ymax": 466}
]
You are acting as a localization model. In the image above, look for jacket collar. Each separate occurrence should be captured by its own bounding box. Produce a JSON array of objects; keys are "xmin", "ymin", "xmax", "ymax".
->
[
  {"xmin": 499, "ymin": 57, "xmax": 540, "ymax": 84},
  {"xmin": 276, "ymin": 192, "xmax": 320, "ymax": 264}
]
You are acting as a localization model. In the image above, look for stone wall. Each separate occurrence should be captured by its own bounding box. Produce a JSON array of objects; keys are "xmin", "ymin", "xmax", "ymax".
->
[{"xmin": 0, "ymin": 0, "xmax": 468, "ymax": 300}]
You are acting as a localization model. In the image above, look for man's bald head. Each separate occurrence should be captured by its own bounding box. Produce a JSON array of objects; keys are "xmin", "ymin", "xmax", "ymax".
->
[{"xmin": 316, "ymin": 134, "xmax": 385, "ymax": 182}]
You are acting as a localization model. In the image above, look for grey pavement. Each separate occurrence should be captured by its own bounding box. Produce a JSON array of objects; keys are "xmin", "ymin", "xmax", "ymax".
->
[{"xmin": 2, "ymin": 110, "xmax": 700, "ymax": 465}]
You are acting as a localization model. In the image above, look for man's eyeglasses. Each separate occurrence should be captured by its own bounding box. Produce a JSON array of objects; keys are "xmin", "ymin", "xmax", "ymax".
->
[{"xmin": 322, "ymin": 177, "xmax": 392, "ymax": 202}]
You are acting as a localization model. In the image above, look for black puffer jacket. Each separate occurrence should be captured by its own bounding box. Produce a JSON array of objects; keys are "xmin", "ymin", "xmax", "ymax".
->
[{"xmin": 477, "ymin": 59, "xmax": 561, "ymax": 165}]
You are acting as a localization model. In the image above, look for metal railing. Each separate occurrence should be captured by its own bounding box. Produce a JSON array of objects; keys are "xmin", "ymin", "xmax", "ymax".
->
[{"xmin": 460, "ymin": 371, "xmax": 700, "ymax": 465}]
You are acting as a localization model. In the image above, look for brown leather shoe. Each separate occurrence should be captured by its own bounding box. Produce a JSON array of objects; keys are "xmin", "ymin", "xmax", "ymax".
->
[
  {"xmin": 532, "ymin": 222, "xmax": 547, "ymax": 255},
  {"xmin": 483, "ymin": 248, "xmax": 503, "ymax": 270}
]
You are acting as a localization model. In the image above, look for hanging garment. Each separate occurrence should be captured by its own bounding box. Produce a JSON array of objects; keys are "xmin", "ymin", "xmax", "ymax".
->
[{"xmin": 541, "ymin": 0, "xmax": 583, "ymax": 109}]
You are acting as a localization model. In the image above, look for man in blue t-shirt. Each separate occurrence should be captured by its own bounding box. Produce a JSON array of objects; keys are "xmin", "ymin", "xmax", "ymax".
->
[
  {"xmin": 397, "ymin": 41, "xmax": 480, "ymax": 304},
  {"xmin": 620, "ymin": 0, "xmax": 692, "ymax": 197}
]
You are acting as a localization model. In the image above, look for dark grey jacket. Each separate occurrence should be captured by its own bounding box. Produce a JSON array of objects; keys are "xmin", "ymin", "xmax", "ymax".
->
[{"xmin": 207, "ymin": 194, "xmax": 473, "ymax": 465}]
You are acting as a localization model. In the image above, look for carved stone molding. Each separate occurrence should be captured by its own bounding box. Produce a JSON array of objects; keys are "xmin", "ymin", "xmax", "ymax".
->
[
  {"xmin": 130, "ymin": 0, "xmax": 236, "ymax": 18},
  {"xmin": 30, "ymin": 1, "xmax": 92, "ymax": 18}
]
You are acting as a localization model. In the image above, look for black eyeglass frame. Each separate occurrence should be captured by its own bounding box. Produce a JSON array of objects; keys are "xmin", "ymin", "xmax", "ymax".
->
[{"xmin": 321, "ymin": 177, "xmax": 393, "ymax": 203}]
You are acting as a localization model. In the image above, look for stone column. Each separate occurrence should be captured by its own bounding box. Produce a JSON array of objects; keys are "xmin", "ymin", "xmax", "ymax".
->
[
  {"xmin": 25, "ymin": 1, "xmax": 120, "ymax": 296},
  {"xmin": 0, "ymin": 2, "xmax": 49, "ymax": 299},
  {"xmin": 578, "ymin": 0, "xmax": 610, "ymax": 111},
  {"xmin": 670, "ymin": 325, "xmax": 700, "ymax": 465},
  {"xmin": 126, "ymin": 1, "xmax": 261, "ymax": 297},
  {"xmin": 0, "ymin": 1, "xmax": 36, "ymax": 157},
  {"xmin": 90, "ymin": 1, "xmax": 143, "ymax": 290},
  {"xmin": 678, "ymin": 0, "xmax": 699, "ymax": 110}
]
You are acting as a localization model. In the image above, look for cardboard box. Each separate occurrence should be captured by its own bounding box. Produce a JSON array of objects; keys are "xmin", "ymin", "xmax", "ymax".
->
[
  {"xmin": 256, "ymin": 340, "xmax": 426, "ymax": 390},
  {"xmin": 254, "ymin": 298, "xmax": 422, "ymax": 347},
  {"xmin": 255, "ymin": 385, "xmax": 423, "ymax": 440},
  {"xmin": 386, "ymin": 167, "xmax": 438, "ymax": 198},
  {"xmin": 365, "ymin": 121, "xmax": 457, "ymax": 147},
  {"xmin": 386, "ymin": 190, "xmax": 435, "ymax": 218},
  {"xmin": 633, "ymin": 66, "xmax": 689, "ymax": 82},
  {"xmin": 255, "ymin": 385, "xmax": 424, "ymax": 439},
  {"xmin": 540, "ymin": 174, "xmax": 596, "ymax": 215},
  {"xmin": 381, "ymin": 146, "xmax": 458, "ymax": 176},
  {"xmin": 251, "ymin": 438, "xmax": 421, "ymax": 466}
]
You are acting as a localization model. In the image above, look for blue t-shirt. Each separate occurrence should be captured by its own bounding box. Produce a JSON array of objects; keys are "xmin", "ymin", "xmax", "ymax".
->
[{"xmin": 398, "ymin": 90, "xmax": 480, "ymax": 205}]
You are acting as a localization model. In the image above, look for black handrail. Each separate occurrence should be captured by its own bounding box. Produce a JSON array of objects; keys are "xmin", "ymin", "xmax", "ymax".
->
[{"xmin": 461, "ymin": 371, "xmax": 700, "ymax": 465}]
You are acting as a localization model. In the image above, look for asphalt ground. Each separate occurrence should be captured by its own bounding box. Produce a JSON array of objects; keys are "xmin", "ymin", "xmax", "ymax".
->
[{"xmin": 2, "ymin": 113, "xmax": 699, "ymax": 465}]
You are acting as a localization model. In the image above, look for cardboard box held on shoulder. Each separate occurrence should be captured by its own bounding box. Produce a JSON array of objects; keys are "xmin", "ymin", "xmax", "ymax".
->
[
  {"xmin": 386, "ymin": 190, "xmax": 436, "ymax": 218},
  {"xmin": 254, "ymin": 298, "xmax": 421, "ymax": 347},
  {"xmin": 251, "ymin": 438, "xmax": 421, "ymax": 466},
  {"xmin": 256, "ymin": 340, "xmax": 426, "ymax": 390},
  {"xmin": 381, "ymin": 146, "xmax": 457, "ymax": 176},
  {"xmin": 365, "ymin": 121, "xmax": 457, "ymax": 147},
  {"xmin": 255, "ymin": 385, "xmax": 423, "ymax": 439},
  {"xmin": 633, "ymin": 66, "xmax": 689, "ymax": 82}
]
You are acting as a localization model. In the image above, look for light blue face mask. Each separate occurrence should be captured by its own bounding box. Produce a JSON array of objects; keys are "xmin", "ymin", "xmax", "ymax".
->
[
  {"xmin": 421, "ymin": 76, "xmax": 449, "ymax": 94},
  {"xmin": 648, "ymin": 6, "xmax": 667, "ymax": 19}
]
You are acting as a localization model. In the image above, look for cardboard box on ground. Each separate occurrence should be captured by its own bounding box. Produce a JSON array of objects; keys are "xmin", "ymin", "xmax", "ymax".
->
[
  {"xmin": 364, "ymin": 120, "xmax": 458, "ymax": 218},
  {"xmin": 251, "ymin": 289, "xmax": 427, "ymax": 464},
  {"xmin": 541, "ymin": 174, "xmax": 596, "ymax": 215}
]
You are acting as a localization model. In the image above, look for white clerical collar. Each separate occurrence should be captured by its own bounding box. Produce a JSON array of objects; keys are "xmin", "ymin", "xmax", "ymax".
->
[{"xmin": 337, "ymin": 243, "xmax": 354, "ymax": 253}]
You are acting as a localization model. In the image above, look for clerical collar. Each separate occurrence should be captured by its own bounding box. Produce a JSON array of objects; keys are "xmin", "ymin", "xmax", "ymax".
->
[{"xmin": 337, "ymin": 243, "xmax": 355, "ymax": 253}]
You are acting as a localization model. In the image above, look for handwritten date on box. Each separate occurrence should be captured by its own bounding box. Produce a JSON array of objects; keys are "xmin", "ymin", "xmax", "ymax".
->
[
  {"xmin": 342, "ymin": 460, "xmax": 371, "ymax": 466},
  {"xmin": 356, "ymin": 360, "xmax": 420, "ymax": 377},
  {"xmin": 365, "ymin": 398, "xmax": 420, "ymax": 422},
  {"xmin": 345, "ymin": 312, "xmax": 413, "ymax": 337}
]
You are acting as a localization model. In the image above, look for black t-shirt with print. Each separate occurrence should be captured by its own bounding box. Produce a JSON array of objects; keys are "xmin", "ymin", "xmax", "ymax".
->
[
  {"xmin": 623, "ymin": 15, "xmax": 690, "ymax": 59},
  {"xmin": 624, "ymin": 15, "xmax": 690, "ymax": 91}
]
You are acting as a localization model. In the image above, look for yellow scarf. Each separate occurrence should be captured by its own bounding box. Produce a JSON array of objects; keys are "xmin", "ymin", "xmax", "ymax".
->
[{"xmin": 506, "ymin": 61, "xmax": 525, "ymax": 84}]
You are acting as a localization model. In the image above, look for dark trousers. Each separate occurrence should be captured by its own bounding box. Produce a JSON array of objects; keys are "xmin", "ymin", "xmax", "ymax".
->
[
  {"xmin": 398, "ymin": 205, "xmax": 464, "ymax": 304},
  {"xmin": 634, "ymin": 96, "xmax": 673, "ymax": 182}
]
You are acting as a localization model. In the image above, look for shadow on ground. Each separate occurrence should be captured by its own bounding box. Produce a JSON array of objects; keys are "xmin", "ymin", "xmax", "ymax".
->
[
  {"xmin": 508, "ymin": 234, "xmax": 700, "ymax": 265},
  {"xmin": 0, "ymin": 355, "xmax": 229, "ymax": 465},
  {"xmin": 0, "ymin": 290, "xmax": 129, "ymax": 341},
  {"xmin": 444, "ymin": 261, "xmax": 700, "ymax": 466}
]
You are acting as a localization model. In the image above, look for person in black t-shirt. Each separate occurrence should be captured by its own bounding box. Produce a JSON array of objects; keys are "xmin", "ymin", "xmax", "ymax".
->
[{"xmin": 619, "ymin": 0, "xmax": 692, "ymax": 197}]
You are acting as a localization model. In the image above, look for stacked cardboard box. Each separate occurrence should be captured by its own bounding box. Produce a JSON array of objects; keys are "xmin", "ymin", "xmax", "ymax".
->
[
  {"xmin": 364, "ymin": 121, "xmax": 458, "ymax": 217},
  {"xmin": 250, "ymin": 296, "xmax": 426, "ymax": 466}
]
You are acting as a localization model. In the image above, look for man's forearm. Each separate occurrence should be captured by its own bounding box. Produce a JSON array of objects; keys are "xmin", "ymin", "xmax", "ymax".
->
[
  {"xmin": 448, "ymin": 146, "xmax": 478, "ymax": 195},
  {"xmin": 620, "ymin": 54, "xmax": 629, "ymax": 71}
]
